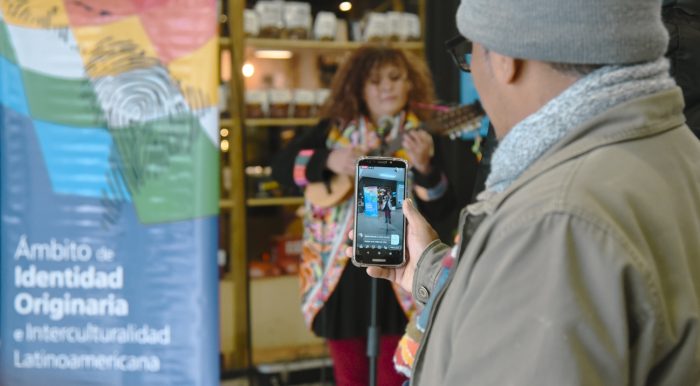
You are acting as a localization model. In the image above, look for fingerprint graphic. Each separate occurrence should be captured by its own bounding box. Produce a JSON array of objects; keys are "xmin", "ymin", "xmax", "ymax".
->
[
  {"xmin": 4, "ymin": 1, "xmax": 64, "ymax": 29},
  {"xmin": 84, "ymin": 36, "xmax": 189, "ymax": 128},
  {"xmin": 87, "ymin": 37, "xmax": 205, "ymax": 224},
  {"xmin": 85, "ymin": 37, "xmax": 159, "ymax": 77},
  {"xmin": 93, "ymin": 65, "xmax": 189, "ymax": 128}
]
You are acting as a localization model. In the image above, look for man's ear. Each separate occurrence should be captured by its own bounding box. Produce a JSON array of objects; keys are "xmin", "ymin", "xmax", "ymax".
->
[{"xmin": 489, "ymin": 51, "xmax": 521, "ymax": 85}]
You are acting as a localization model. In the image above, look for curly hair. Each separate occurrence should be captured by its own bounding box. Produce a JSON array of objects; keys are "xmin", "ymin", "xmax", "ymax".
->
[{"xmin": 319, "ymin": 44, "xmax": 436, "ymax": 124}]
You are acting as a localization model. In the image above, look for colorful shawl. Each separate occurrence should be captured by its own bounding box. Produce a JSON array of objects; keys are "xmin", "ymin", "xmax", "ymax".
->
[{"xmin": 298, "ymin": 111, "xmax": 422, "ymax": 328}]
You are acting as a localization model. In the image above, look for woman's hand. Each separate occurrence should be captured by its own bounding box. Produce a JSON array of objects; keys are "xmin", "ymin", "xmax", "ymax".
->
[
  {"xmin": 346, "ymin": 198, "xmax": 439, "ymax": 293},
  {"xmin": 402, "ymin": 130, "xmax": 434, "ymax": 175},
  {"xmin": 326, "ymin": 147, "xmax": 366, "ymax": 176}
]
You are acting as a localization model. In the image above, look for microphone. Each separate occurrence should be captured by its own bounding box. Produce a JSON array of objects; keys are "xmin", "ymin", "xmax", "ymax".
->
[
  {"xmin": 376, "ymin": 116, "xmax": 393, "ymax": 156},
  {"xmin": 377, "ymin": 116, "xmax": 393, "ymax": 138}
]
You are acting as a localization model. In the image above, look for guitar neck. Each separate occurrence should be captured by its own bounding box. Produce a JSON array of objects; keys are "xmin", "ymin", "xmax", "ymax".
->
[{"xmin": 421, "ymin": 101, "xmax": 485, "ymax": 138}]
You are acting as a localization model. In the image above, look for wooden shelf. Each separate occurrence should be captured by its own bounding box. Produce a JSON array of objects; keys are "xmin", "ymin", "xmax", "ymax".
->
[
  {"xmin": 246, "ymin": 118, "xmax": 319, "ymax": 127},
  {"xmin": 247, "ymin": 38, "xmax": 423, "ymax": 52},
  {"xmin": 220, "ymin": 118, "xmax": 233, "ymax": 128},
  {"xmin": 247, "ymin": 197, "xmax": 305, "ymax": 207},
  {"xmin": 225, "ymin": 197, "xmax": 307, "ymax": 209},
  {"xmin": 220, "ymin": 118, "xmax": 319, "ymax": 128},
  {"xmin": 220, "ymin": 199, "xmax": 234, "ymax": 209},
  {"xmin": 220, "ymin": 36, "xmax": 423, "ymax": 52}
]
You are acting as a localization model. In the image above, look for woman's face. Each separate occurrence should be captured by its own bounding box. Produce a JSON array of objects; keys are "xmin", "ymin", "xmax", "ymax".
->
[{"xmin": 363, "ymin": 63, "xmax": 411, "ymax": 123}]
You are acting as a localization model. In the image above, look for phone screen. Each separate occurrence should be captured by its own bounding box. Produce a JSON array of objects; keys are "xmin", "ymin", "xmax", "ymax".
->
[{"xmin": 353, "ymin": 157, "xmax": 407, "ymax": 267}]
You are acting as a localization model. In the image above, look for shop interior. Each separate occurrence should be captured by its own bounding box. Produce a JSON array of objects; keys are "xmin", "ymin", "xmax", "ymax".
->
[
  {"xmin": 216, "ymin": 0, "xmax": 479, "ymax": 384},
  {"xmin": 2, "ymin": 0, "xmax": 698, "ymax": 385}
]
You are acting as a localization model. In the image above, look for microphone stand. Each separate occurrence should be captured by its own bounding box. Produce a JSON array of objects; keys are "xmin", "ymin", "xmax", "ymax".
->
[
  {"xmin": 368, "ymin": 277, "xmax": 379, "ymax": 386},
  {"xmin": 367, "ymin": 120, "xmax": 390, "ymax": 386}
]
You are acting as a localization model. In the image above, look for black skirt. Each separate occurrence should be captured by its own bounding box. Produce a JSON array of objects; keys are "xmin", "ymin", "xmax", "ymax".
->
[{"xmin": 312, "ymin": 262, "xmax": 408, "ymax": 339}]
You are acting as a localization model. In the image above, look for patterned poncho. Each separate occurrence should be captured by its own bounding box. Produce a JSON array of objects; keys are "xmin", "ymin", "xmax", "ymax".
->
[{"xmin": 295, "ymin": 111, "xmax": 423, "ymax": 328}]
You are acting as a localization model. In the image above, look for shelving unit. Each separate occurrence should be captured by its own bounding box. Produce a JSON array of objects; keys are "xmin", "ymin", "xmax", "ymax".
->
[
  {"xmin": 220, "ymin": 37, "xmax": 424, "ymax": 52},
  {"xmin": 221, "ymin": 117, "xmax": 319, "ymax": 128},
  {"xmin": 220, "ymin": 0, "xmax": 427, "ymax": 373},
  {"xmin": 245, "ymin": 118, "xmax": 320, "ymax": 127},
  {"xmin": 222, "ymin": 0, "xmax": 249, "ymax": 371},
  {"xmin": 220, "ymin": 199, "xmax": 234, "ymax": 209},
  {"xmin": 247, "ymin": 197, "xmax": 306, "ymax": 207}
]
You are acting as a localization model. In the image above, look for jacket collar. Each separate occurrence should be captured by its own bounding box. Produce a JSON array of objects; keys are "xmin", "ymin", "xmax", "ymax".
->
[{"xmin": 474, "ymin": 87, "xmax": 687, "ymax": 215}]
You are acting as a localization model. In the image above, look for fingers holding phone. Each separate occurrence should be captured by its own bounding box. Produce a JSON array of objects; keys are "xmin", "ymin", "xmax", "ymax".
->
[
  {"xmin": 347, "ymin": 198, "xmax": 439, "ymax": 294},
  {"xmin": 352, "ymin": 157, "xmax": 407, "ymax": 268}
]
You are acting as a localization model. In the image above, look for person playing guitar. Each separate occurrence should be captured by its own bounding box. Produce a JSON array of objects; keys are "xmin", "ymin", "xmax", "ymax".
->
[{"xmin": 271, "ymin": 45, "xmax": 454, "ymax": 386}]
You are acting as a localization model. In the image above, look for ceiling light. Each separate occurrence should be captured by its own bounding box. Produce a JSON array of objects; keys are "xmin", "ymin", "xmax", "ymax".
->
[
  {"xmin": 254, "ymin": 50, "xmax": 294, "ymax": 59},
  {"xmin": 242, "ymin": 63, "xmax": 254, "ymax": 78}
]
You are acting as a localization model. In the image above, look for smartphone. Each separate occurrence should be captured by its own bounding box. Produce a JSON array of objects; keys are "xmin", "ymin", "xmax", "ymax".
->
[{"xmin": 352, "ymin": 156, "xmax": 408, "ymax": 267}]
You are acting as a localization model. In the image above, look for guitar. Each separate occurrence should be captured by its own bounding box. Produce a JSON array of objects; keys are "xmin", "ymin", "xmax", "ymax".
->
[{"xmin": 304, "ymin": 102, "xmax": 486, "ymax": 208}]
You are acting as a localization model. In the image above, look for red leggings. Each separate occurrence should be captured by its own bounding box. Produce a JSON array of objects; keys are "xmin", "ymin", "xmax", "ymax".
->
[{"xmin": 327, "ymin": 335, "xmax": 407, "ymax": 386}]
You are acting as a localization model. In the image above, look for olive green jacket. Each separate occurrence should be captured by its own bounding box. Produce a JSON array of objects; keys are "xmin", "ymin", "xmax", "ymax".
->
[{"xmin": 412, "ymin": 88, "xmax": 700, "ymax": 385}]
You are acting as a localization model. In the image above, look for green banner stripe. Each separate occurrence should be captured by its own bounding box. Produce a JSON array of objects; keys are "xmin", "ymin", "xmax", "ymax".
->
[
  {"xmin": 110, "ymin": 113, "xmax": 219, "ymax": 223},
  {"xmin": 0, "ymin": 19, "xmax": 17, "ymax": 63},
  {"xmin": 21, "ymin": 68, "xmax": 106, "ymax": 128}
]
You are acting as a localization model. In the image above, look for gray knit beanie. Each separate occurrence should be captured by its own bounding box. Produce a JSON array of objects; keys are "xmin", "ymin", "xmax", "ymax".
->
[{"xmin": 456, "ymin": 0, "xmax": 669, "ymax": 64}]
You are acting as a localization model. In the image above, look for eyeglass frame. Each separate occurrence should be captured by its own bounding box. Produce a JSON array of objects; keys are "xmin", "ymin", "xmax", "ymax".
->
[{"xmin": 445, "ymin": 35, "xmax": 473, "ymax": 73}]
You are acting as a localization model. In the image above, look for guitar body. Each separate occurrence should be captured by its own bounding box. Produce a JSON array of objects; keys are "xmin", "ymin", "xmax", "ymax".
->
[{"xmin": 304, "ymin": 174, "xmax": 353, "ymax": 208}]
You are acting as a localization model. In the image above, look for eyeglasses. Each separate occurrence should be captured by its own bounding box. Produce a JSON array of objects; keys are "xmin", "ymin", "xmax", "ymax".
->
[{"xmin": 445, "ymin": 35, "xmax": 473, "ymax": 73}]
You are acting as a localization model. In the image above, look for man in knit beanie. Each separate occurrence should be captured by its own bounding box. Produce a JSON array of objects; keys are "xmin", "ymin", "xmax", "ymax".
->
[{"xmin": 353, "ymin": 0, "xmax": 700, "ymax": 384}]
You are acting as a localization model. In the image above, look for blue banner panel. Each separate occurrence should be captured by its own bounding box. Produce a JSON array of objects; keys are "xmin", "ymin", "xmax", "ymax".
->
[
  {"xmin": 363, "ymin": 187, "xmax": 379, "ymax": 217},
  {"xmin": 1, "ymin": 1, "xmax": 220, "ymax": 385}
]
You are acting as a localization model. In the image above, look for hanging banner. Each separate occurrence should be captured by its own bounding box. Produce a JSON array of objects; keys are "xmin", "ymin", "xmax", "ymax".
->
[
  {"xmin": 363, "ymin": 186, "xmax": 379, "ymax": 217},
  {"xmin": 0, "ymin": 1, "xmax": 220, "ymax": 385}
]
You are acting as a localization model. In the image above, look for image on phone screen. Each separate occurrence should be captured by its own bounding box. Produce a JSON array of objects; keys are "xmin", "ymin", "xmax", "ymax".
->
[{"xmin": 354, "ymin": 158, "xmax": 406, "ymax": 266}]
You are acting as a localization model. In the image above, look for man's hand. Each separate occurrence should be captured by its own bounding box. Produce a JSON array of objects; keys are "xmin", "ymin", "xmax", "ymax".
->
[{"xmin": 346, "ymin": 198, "xmax": 439, "ymax": 293}]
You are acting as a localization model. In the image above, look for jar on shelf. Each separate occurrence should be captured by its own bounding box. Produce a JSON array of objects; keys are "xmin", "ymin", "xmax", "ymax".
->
[
  {"xmin": 268, "ymin": 89, "xmax": 292, "ymax": 118},
  {"xmin": 315, "ymin": 89, "xmax": 331, "ymax": 112},
  {"xmin": 387, "ymin": 11, "xmax": 403, "ymax": 42},
  {"xmin": 245, "ymin": 90, "xmax": 268, "ymax": 118},
  {"xmin": 283, "ymin": 2, "xmax": 312, "ymax": 39},
  {"xmin": 244, "ymin": 9, "xmax": 260, "ymax": 38},
  {"xmin": 363, "ymin": 12, "xmax": 389, "ymax": 42},
  {"xmin": 255, "ymin": 0, "xmax": 284, "ymax": 38},
  {"xmin": 404, "ymin": 13, "xmax": 421, "ymax": 41},
  {"xmin": 246, "ymin": 165, "xmax": 281, "ymax": 198},
  {"xmin": 313, "ymin": 11, "xmax": 337, "ymax": 41},
  {"xmin": 293, "ymin": 89, "xmax": 315, "ymax": 118},
  {"xmin": 218, "ymin": 82, "xmax": 230, "ymax": 115}
]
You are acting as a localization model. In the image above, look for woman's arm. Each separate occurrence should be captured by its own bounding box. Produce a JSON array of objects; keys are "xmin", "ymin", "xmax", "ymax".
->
[
  {"xmin": 407, "ymin": 132, "xmax": 456, "ymax": 222},
  {"xmin": 270, "ymin": 120, "xmax": 333, "ymax": 189}
]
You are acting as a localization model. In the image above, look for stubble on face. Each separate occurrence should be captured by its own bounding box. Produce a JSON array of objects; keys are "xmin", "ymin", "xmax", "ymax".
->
[{"xmin": 471, "ymin": 44, "xmax": 513, "ymax": 139}]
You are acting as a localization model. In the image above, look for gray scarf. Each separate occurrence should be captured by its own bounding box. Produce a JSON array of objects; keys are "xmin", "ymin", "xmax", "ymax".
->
[{"xmin": 485, "ymin": 57, "xmax": 676, "ymax": 193}]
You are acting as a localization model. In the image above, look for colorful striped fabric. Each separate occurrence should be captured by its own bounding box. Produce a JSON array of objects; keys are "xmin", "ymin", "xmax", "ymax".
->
[
  {"xmin": 293, "ymin": 149, "xmax": 315, "ymax": 186},
  {"xmin": 394, "ymin": 244, "xmax": 457, "ymax": 377}
]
